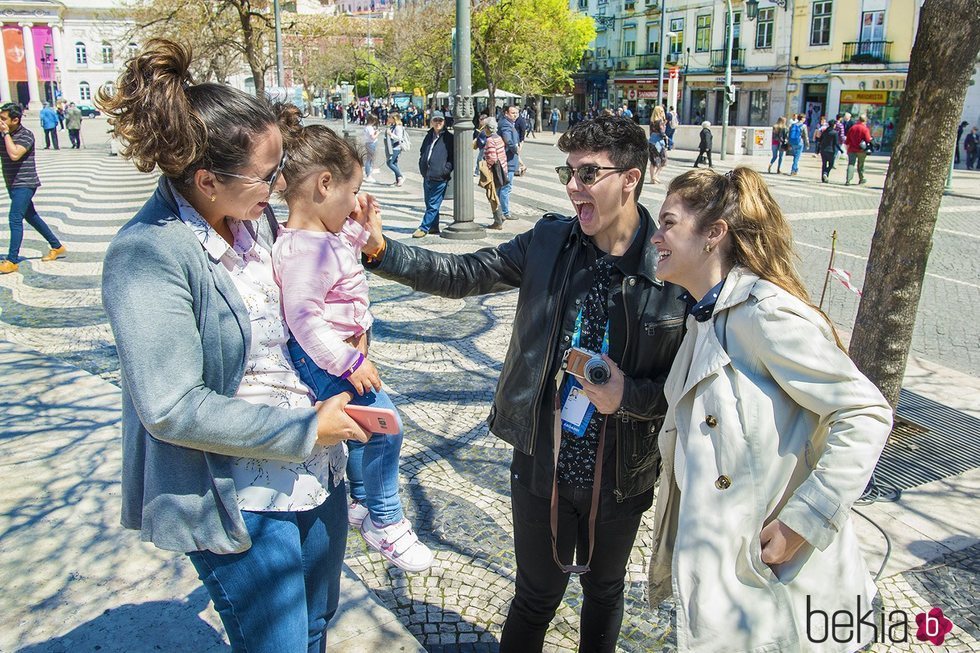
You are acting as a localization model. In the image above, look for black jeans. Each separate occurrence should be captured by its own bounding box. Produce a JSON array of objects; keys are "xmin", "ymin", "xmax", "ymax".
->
[
  {"xmin": 68, "ymin": 129, "xmax": 81, "ymax": 148},
  {"xmin": 820, "ymin": 150, "xmax": 836, "ymax": 178},
  {"xmin": 694, "ymin": 147, "xmax": 712, "ymax": 167},
  {"xmin": 499, "ymin": 477, "xmax": 645, "ymax": 653}
]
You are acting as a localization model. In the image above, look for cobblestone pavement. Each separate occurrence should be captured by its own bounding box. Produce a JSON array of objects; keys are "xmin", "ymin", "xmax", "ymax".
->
[{"xmin": 1, "ymin": 118, "xmax": 977, "ymax": 652}]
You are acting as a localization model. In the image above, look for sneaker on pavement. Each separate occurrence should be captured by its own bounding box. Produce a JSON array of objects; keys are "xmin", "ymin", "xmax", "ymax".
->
[
  {"xmin": 41, "ymin": 245, "xmax": 66, "ymax": 262},
  {"xmin": 396, "ymin": 177, "xmax": 405, "ymax": 187},
  {"xmin": 348, "ymin": 499, "xmax": 369, "ymax": 527},
  {"xmin": 360, "ymin": 518, "xmax": 434, "ymax": 572},
  {"xmin": 0, "ymin": 260, "xmax": 18, "ymax": 274},
  {"xmin": 412, "ymin": 229, "xmax": 427, "ymax": 238}
]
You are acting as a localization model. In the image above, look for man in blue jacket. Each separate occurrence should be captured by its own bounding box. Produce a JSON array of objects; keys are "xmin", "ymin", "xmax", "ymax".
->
[
  {"xmin": 498, "ymin": 105, "xmax": 521, "ymax": 221},
  {"xmin": 413, "ymin": 111, "xmax": 453, "ymax": 238},
  {"xmin": 39, "ymin": 102, "xmax": 59, "ymax": 150}
]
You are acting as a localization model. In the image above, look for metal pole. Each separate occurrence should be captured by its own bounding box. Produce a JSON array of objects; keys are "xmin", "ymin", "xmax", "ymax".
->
[
  {"xmin": 273, "ymin": 0, "xmax": 285, "ymax": 90},
  {"xmin": 657, "ymin": 2, "xmax": 666, "ymax": 109},
  {"xmin": 443, "ymin": 0, "xmax": 481, "ymax": 239},
  {"xmin": 720, "ymin": 0, "xmax": 733, "ymax": 161}
]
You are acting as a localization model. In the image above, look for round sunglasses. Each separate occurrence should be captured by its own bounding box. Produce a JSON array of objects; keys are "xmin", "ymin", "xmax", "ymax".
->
[{"xmin": 555, "ymin": 164, "xmax": 630, "ymax": 186}]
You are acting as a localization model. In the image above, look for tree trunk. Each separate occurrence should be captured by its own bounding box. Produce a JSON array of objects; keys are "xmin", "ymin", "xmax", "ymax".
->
[{"xmin": 849, "ymin": 0, "xmax": 980, "ymax": 408}]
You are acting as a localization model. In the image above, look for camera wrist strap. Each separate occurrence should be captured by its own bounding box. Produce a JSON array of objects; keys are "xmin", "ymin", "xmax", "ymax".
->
[{"xmin": 550, "ymin": 391, "xmax": 607, "ymax": 575}]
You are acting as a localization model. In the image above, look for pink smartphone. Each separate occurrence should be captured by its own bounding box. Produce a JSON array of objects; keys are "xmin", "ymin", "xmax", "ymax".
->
[{"xmin": 344, "ymin": 405, "xmax": 402, "ymax": 435}]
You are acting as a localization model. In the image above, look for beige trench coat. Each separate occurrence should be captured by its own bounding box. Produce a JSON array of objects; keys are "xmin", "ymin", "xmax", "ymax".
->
[{"xmin": 648, "ymin": 266, "xmax": 892, "ymax": 653}]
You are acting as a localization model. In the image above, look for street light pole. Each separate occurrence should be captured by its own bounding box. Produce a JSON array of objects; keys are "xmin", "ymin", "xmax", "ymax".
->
[
  {"xmin": 273, "ymin": 0, "xmax": 285, "ymax": 91},
  {"xmin": 443, "ymin": 0, "xmax": 481, "ymax": 239},
  {"xmin": 720, "ymin": 0, "xmax": 734, "ymax": 161},
  {"xmin": 658, "ymin": 30, "xmax": 676, "ymax": 111}
]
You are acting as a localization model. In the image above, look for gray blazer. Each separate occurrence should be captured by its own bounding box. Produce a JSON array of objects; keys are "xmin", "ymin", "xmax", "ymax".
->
[{"xmin": 102, "ymin": 177, "xmax": 319, "ymax": 554}]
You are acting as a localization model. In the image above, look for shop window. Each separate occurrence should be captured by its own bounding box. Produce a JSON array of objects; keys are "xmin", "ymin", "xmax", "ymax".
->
[
  {"xmin": 75, "ymin": 42, "xmax": 87, "ymax": 65},
  {"xmin": 755, "ymin": 8, "xmax": 774, "ymax": 49},
  {"xmin": 79, "ymin": 81, "xmax": 91, "ymax": 101},
  {"xmin": 810, "ymin": 1, "xmax": 832, "ymax": 46},
  {"xmin": 749, "ymin": 90, "xmax": 769, "ymax": 125},
  {"xmin": 696, "ymin": 15, "xmax": 712, "ymax": 53}
]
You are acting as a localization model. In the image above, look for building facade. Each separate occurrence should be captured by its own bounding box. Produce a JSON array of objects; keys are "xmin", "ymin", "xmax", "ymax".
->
[
  {"xmin": 789, "ymin": 0, "xmax": 919, "ymax": 149},
  {"xmin": 569, "ymin": 0, "xmax": 941, "ymax": 144},
  {"xmin": 0, "ymin": 0, "xmax": 134, "ymax": 109}
]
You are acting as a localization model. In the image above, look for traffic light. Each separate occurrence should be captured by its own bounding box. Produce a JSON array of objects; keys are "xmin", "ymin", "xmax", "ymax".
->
[{"xmin": 724, "ymin": 85, "xmax": 736, "ymax": 106}]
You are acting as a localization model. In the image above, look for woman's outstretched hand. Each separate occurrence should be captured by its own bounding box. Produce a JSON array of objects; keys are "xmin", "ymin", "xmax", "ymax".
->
[{"xmin": 314, "ymin": 392, "xmax": 371, "ymax": 446}]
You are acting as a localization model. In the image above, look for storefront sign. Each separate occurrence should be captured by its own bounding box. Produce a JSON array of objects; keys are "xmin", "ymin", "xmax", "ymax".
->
[{"xmin": 840, "ymin": 90, "xmax": 888, "ymax": 105}]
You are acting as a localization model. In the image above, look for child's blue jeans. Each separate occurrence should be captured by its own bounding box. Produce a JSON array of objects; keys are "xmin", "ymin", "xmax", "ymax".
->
[{"xmin": 288, "ymin": 337, "xmax": 405, "ymax": 526}]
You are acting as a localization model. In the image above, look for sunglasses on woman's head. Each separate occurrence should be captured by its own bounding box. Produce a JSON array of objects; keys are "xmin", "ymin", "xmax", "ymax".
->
[
  {"xmin": 212, "ymin": 152, "xmax": 288, "ymax": 195},
  {"xmin": 555, "ymin": 164, "xmax": 629, "ymax": 186}
]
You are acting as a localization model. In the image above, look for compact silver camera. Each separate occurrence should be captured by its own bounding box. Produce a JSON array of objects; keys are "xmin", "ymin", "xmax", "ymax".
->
[{"xmin": 562, "ymin": 347, "xmax": 611, "ymax": 385}]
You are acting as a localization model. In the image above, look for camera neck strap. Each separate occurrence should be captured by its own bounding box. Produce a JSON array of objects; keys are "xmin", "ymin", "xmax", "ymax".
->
[
  {"xmin": 549, "ymin": 390, "xmax": 607, "ymax": 575},
  {"xmin": 571, "ymin": 308, "xmax": 610, "ymax": 354}
]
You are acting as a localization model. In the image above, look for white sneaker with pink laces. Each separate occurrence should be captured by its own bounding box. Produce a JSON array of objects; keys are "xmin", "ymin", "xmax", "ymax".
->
[
  {"xmin": 348, "ymin": 499, "xmax": 369, "ymax": 527},
  {"xmin": 360, "ymin": 518, "xmax": 434, "ymax": 572}
]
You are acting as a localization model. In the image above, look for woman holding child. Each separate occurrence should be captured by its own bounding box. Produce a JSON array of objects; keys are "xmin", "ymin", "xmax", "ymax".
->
[{"xmin": 99, "ymin": 39, "xmax": 376, "ymax": 652}]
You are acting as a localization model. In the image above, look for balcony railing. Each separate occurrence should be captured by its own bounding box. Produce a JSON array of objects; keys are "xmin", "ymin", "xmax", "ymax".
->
[
  {"xmin": 842, "ymin": 40, "xmax": 892, "ymax": 64},
  {"xmin": 710, "ymin": 48, "xmax": 745, "ymax": 69},
  {"xmin": 635, "ymin": 54, "xmax": 661, "ymax": 70}
]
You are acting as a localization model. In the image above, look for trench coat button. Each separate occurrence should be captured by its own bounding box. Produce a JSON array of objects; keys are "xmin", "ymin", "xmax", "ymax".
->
[
  {"xmin": 705, "ymin": 415, "xmax": 718, "ymax": 428},
  {"xmin": 715, "ymin": 475, "xmax": 732, "ymax": 490}
]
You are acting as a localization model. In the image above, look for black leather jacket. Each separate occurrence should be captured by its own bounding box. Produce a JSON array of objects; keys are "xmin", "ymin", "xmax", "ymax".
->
[{"xmin": 366, "ymin": 205, "xmax": 687, "ymax": 505}]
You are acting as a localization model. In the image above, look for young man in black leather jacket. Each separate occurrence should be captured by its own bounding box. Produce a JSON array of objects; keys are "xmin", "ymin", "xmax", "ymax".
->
[{"xmin": 359, "ymin": 115, "xmax": 686, "ymax": 653}]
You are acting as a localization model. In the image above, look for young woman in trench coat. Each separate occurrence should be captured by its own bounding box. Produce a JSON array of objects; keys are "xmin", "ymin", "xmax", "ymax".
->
[{"xmin": 647, "ymin": 166, "xmax": 893, "ymax": 653}]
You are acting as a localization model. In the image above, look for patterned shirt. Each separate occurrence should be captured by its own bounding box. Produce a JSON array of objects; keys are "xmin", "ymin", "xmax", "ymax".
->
[
  {"xmin": 557, "ymin": 256, "xmax": 615, "ymax": 488},
  {"xmin": 171, "ymin": 183, "xmax": 346, "ymax": 512}
]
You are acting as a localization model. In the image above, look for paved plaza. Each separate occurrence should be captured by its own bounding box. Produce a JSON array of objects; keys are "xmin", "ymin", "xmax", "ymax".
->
[{"xmin": 1, "ymin": 116, "xmax": 979, "ymax": 652}]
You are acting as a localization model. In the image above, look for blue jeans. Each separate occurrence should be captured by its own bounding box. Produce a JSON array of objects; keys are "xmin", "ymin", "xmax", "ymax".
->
[
  {"xmin": 790, "ymin": 144, "xmax": 803, "ymax": 173},
  {"xmin": 419, "ymin": 178, "xmax": 448, "ymax": 233},
  {"xmin": 498, "ymin": 170, "xmax": 515, "ymax": 218},
  {"xmin": 186, "ymin": 483, "xmax": 347, "ymax": 653},
  {"xmin": 6, "ymin": 186, "xmax": 61, "ymax": 262},
  {"xmin": 769, "ymin": 144, "xmax": 785, "ymax": 169},
  {"xmin": 386, "ymin": 147, "xmax": 402, "ymax": 181},
  {"xmin": 288, "ymin": 338, "xmax": 405, "ymax": 526}
]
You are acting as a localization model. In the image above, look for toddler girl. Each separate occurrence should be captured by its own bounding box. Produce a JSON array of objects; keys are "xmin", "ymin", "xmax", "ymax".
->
[{"xmin": 273, "ymin": 104, "xmax": 434, "ymax": 572}]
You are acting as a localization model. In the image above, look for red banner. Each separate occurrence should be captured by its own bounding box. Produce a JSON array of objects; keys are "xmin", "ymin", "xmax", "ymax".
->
[{"xmin": 3, "ymin": 27, "xmax": 27, "ymax": 82}]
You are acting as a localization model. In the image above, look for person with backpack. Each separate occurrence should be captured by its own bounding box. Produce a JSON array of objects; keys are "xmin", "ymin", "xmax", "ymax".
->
[
  {"xmin": 768, "ymin": 116, "xmax": 788, "ymax": 174},
  {"xmin": 818, "ymin": 118, "xmax": 841, "ymax": 183},
  {"xmin": 549, "ymin": 106, "xmax": 561, "ymax": 134},
  {"xmin": 787, "ymin": 114, "xmax": 808, "ymax": 176},
  {"xmin": 844, "ymin": 114, "xmax": 873, "ymax": 185}
]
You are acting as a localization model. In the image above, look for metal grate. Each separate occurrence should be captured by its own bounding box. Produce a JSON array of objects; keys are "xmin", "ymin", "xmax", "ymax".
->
[{"xmin": 870, "ymin": 389, "xmax": 980, "ymax": 491}]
